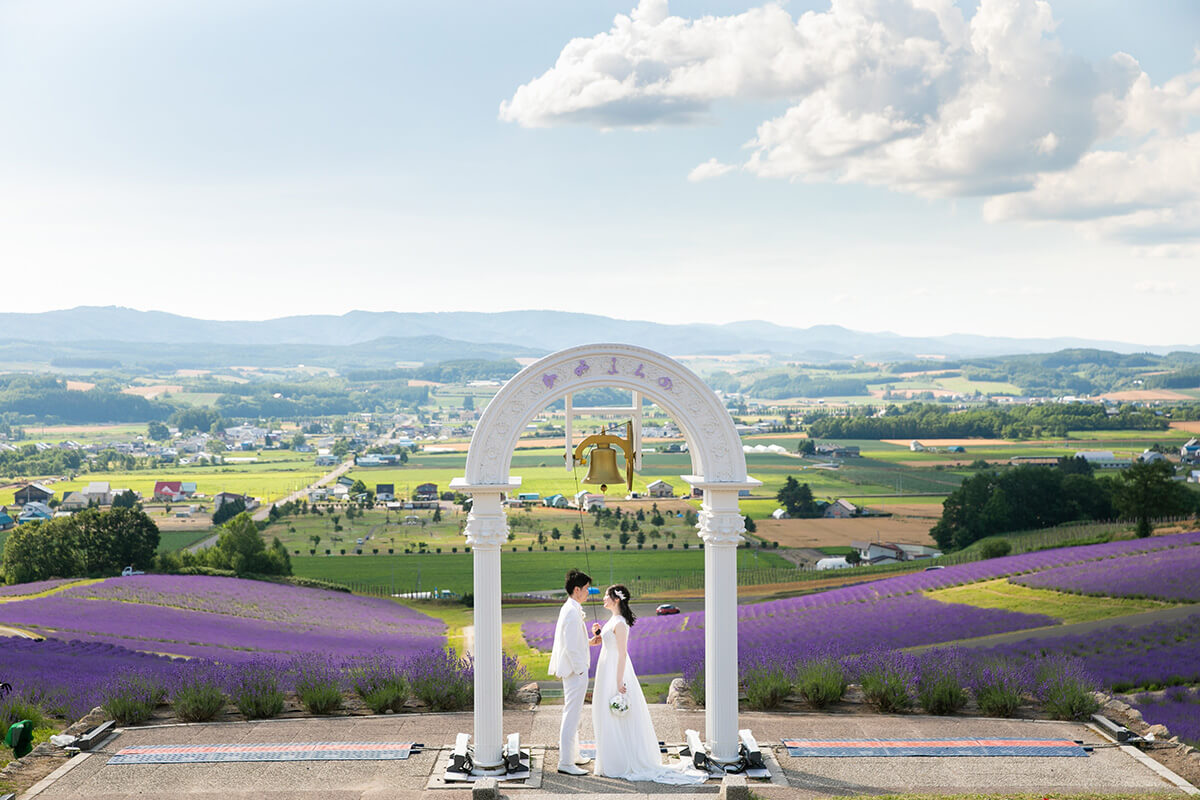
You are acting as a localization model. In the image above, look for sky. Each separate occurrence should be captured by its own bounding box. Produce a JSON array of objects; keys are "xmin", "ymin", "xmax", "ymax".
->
[{"xmin": 1, "ymin": 0, "xmax": 1198, "ymax": 345}]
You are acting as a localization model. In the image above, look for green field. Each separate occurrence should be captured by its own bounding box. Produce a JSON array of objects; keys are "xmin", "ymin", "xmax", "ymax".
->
[
  {"xmin": 291, "ymin": 548, "xmax": 789, "ymax": 595},
  {"xmin": 156, "ymin": 529, "xmax": 213, "ymax": 553},
  {"xmin": 929, "ymin": 578, "xmax": 1170, "ymax": 624}
]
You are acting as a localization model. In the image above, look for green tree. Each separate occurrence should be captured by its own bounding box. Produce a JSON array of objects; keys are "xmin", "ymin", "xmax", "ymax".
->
[
  {"xmin": 776, "ymin": 476, "xmax": 817, "ymax": 517},
  {"xmin": 1, "ymin": 518, "xmax": 84, "ymax": 584},
  {"xmin": 1113, "ymin": 460, "xmax": 1192, "ymax": 537},
  {"xmin": 111, "ymin": 490, "xmax": 138, "ymax": 509},
  {"xmin": 332, "ymin": 440, "xmax": 350, "ymax": 458},
  {"xmin": 205, "ymin": 513, "xmax": 291, "ymax": 576},
  {"xmin": 797, "ymin": 438, "xmax": 816, "ymax": 455},
  {"xmin": 212, "ymin": 496, "xmax": 246, "ymax": 526},
  {"xmin": 432, "ymin": 506, "xmax": 442, "ymax": 522},
  {"xmin": 147, "ymin": 421, "xmax": 170, "ymax": 441},
  {"xmin": 290, "ymin": 431, "xmax": 307, "ymax": 449},
  {"xmin": 743, "ymin": 514, "xmax": 757, "ymax": 533},
  {"xmin": 75, "ymin": 507, "xmax": 159, "ymax": 575},
  {"xmin": 351, "ymin": 479, "xmax": 367, "ymax": 496},
  {"xmin": 550, "ymin": 527, "xmax": 561, "ymax": 541}
]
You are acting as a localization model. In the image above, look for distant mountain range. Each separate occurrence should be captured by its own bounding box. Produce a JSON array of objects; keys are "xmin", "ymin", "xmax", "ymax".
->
[{"xmin": 2, "ymin": 306, "xmax": 1197, "ymax": 363}]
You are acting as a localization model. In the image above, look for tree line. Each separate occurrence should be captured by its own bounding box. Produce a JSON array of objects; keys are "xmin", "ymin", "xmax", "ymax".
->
[
  {"xmin": 0, "ymin": 374, "xmax": 172, "ymax": 424},
  {"xmin": 932, "ymin": 459, "xmax": 1199, "ymax": 551},
  {"xmin": 809, "ymin": 402, "xmax": 1167, "ymax": 440}
]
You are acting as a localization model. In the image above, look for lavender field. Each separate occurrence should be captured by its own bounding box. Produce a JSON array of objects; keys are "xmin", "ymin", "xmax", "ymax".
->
[
  {"xmin": 1123, "ymin": 686, "xmax": 1200, "ymax": 746},
  {"xmin": 1012, "ymin": 546, "xmax": 1200, "ymax": 602},
  {"xmin": 0, "ymin": 575, "xmax": 445, "ymax": 662},
  {"xmin": 524, "ymin": 531, "xmax": 1200, "ymax": 676},
  {"xmin": 977, "ymin": 613, "xmax": 1200, "ymax": 692}
]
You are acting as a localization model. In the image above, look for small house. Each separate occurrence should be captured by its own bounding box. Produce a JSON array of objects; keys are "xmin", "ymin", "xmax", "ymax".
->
[
  {"xmin": 823, "ymin": 498, "xmax": 858, "ymax": 518},
  {"xmin": 543, "ymin": 494, "xmax": 569, "ymax": 508},
  {"xmin": 59, "ymin": 491, "xmax": 90, "ymax": 512},
  {"xmin": 213, "ymin": 491, "xmax": 255, "ymax": 511},
  {"xmin": 154, "ymin": 481, "xmax": 186, "ymax": 502},
  {"xmin": 1181, "ymin": 439, "xmax": 1200, "ymax": 463},
  {"xmin": 0, "ymin": 511, "xmax": 13, "ymax": 531},
  {"xmin": 516, "ymin": 492, "xmax": 540, "ymax": 503},
  {"xmin": 308, "ymin": 488, "xmax": 329, "ymax": 502},
  {"xmin": 17, "ymin": 502, "xmax": 53, "ymax": 524},
  {"xmin": 947, "ymin": 445, "xmax": 966, "ymax": 454},
  {"xmin": 332, "ymin": 485, "xmax": 350, "ymax": 500},
  {"xmin": 909, "ymin": 440, "xmax": 925, "ymax": 452},
  {"xmin": 415, "ymin": 483, "xmax": 438, "ymax": 500},
  {"xmin": 314, "ymin": 455, "xmax": 337, "ymax": 467},
  {"xmin": 1074, "ymin": 451, "xmax": 1132, "ymax": 470},
  {"xmin": 1137, "ymin": 450, "xmax": 1167, "ymax": 464},
  {"xmin": 14, "ymin": 483, "xmax": 54, "ymax": 506},
  {"xmin": 1188, "ymin": 470, "xmax": 1200, "ymax": 484},
  {"xmin": 376, "ymin": 484, "xmax": 395, "ymax": 502},
  {"xmin": 646, "ymin": 479, "xmax": 674, "ymax": 498},
  {"xmin": 573, "ymin": 490, "xmax": 604, "ymax": 511},
  {"xmin": 83, "ymin": 482, "xmax": 112, "ymax": 505}
]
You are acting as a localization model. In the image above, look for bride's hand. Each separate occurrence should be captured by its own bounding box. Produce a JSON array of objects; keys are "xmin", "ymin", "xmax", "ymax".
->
[{"xmin": 619, "ymin": 682, "xmax": 627, "ymax": 694}]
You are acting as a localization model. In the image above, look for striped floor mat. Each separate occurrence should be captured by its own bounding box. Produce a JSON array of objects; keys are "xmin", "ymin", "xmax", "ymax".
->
[
  {"xmin": 108, "ymin": 742, "xmax": 420, "ymax": 764},
  {"xmin": 782, "ymin": 738, "xmax": 1088, "ymax": 757}
]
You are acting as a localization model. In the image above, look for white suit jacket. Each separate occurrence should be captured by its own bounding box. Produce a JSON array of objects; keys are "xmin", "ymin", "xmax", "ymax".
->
[{"xmin": 548, "ymin": 597, "xmax": 589, "ymax": 678}]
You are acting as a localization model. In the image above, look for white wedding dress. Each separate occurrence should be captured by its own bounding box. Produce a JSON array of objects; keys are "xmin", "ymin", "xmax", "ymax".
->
[{"xmin": 591, "ymin": 615, "xmax": 708, "ymax": 784}]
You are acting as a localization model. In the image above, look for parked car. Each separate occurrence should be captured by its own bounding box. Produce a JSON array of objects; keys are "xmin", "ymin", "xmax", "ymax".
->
[
  {"xmin": 121, "ymin": 566, "xmax": 145, "ymax": 577},
  {"xmin": 924, "ymin": 565, "xmax": 945, "ymax": 571},
  {"xmin": 656, "ymin": 604, "xmax": 681, "ymax": 616}
]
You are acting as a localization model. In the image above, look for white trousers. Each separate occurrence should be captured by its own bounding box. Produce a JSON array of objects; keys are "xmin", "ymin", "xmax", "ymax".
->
[{"xmin": 559, "ymin": 671, "xmax": 588, "ymax": 767}]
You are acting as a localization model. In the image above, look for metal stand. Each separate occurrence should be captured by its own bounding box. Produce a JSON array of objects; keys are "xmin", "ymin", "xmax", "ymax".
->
[
  {"xmin": 444, "ymin": 733, "xmax": 531, "ymax": 782},
  {"xmin": 680, "ymin": 729, "xmax": 770, "ymax": 779}
]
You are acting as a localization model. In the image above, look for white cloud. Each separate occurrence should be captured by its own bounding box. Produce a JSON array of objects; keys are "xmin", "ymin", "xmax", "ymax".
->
[
  {"xmin": 1134, "ymin": 280, "xmax": 1179, "ymax": 294},
  {"xmin": 501, "ymin": 0, "xmax": 1200, "ymax": 246},
  {"xmin": 687, "ymin": 158, "xmax": 735, "ymax": 181}
]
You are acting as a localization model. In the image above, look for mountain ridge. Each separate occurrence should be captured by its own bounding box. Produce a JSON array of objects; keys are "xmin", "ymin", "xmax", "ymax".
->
[{"xmin": 2, "ymin": 306, "xmax": 1196, "ymax": 361}]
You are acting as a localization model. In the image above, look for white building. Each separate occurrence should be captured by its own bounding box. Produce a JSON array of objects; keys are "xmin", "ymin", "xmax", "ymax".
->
[{"xmin": 1074, "ymin": 451, "xmax": 1132, "ymax": 470}]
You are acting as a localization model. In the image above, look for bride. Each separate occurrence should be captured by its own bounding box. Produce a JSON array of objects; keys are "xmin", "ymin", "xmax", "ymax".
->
[{"xmin": 590, "ymin": 584, "xmax": 708, "ymax": 784}]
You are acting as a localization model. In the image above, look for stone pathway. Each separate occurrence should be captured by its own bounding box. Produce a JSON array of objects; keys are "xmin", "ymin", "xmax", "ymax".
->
[{"xmin": 17, "ymin": 708, "xmax": 1197, "ymax": 799}]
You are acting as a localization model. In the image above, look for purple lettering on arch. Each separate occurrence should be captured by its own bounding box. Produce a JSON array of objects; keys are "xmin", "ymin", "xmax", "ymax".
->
[
  {"xmin": 658, "ymin": 376, "xmax": 673, "ymax": 390},
  {"xmin": 634, "ymin": 363, "xmax": 645, "ymax": 378},
  {"xmin": 542, "ymin": 373, "xmax": 558, "ymax": 389},
  {"xmin": 575, "ymin": 360, "xmax": 590, "ymax": 377},
  {"xmin": 607, "ymin": 357, "xmax": 618, "ymax": 375}
]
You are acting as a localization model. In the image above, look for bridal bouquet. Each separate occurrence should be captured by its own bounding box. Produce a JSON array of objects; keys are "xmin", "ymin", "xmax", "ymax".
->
[{"xmin": 608, "ymin": 693, "xmax": 629, "ymax": 717}]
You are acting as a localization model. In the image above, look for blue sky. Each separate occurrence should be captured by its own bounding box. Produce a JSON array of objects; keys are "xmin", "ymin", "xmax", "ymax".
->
[{"xmin": 1, "ymin": 0, "xmax": 1197, "ymax": 345}]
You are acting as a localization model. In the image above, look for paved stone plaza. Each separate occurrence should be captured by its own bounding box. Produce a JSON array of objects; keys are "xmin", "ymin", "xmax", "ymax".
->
[{"xmin": 18, "ymin": 706, "xmax": 1196, "ymax": 799}]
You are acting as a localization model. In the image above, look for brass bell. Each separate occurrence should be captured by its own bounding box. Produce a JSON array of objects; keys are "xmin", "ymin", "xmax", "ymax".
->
[{"xmin": 582, "ymin": 442, "xmax": 625, "ymax": 492}]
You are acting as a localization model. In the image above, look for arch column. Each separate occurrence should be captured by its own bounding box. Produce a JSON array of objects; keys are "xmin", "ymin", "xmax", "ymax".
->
[
  {"xmin": 451, "ymin": 479, "xmax": 520, "ymax": 773},
  {"xmin": 687, "ymin": 477, "xmax": 760, "ymax": 764}
]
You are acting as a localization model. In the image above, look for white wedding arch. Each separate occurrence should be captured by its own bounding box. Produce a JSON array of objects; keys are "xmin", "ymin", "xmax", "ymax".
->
[{"xmin": 451, "ymin": 343, "xmax": 759, "ymax": 773}]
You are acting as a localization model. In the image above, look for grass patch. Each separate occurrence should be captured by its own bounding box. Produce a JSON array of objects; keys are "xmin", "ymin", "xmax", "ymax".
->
[
  {"xmin": 928, "ymin": 579, "xmax": 1168, "ymax": 624},
  {"xmin": 294, "ymin": 549, "xmax": 788, "ymax": 595},
  {"xmin": 156, "ymin": 529, "xmax": 213, "ymax": 553}
]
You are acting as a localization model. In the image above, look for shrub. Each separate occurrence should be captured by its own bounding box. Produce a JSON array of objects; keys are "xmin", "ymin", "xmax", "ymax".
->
[
  {"xmin": 502, "ymin": 653, "xmax": 529, "ymax": 702},
  {"xmin": 0, "ymin": 692, "xmax": 51, "ymax": 732},
  {"xmin": 406, "ymin": 648, "xmax": 473, "ymax": 711},
  {"xmin": 346, "ymin": 653, "xmax": 407, "ymax": 714},
  {"xmin": 683, "ymin": 658, "xmax": 705, "ymax": 707},
  {"xmin": 915, "ymin": 649, "xmax": 968, "ymax": 715},
  {"xmin": 979, "ymin": 539, "xmax": 1012, "ymax": 559},
  {"xmin": 229, "ymin": 660, "xmax": 286, "ymax": 720},
  {"xmin": 795, "ymin": 657, "xmax": 846, "ymax": 710},
  {"xmin": 169, "ymin": 665, "xmax": 227, "ymax": 723},
  {"xmin": 292, "ymin": 655, "xmax": 344, "ymax": 715},
  {"xmin": 969, "ymin": 658, "xmax": 1030, "ymax": 718},
  {"xmin": 102, "ymin": 672, "xmax": 167, "ymax": 726},
  {"xmin": 854, "ymin": 651, "xmax": 915, "ymax": 713},
  {"xmin": 742, "ymin": 656, "xmax": 793, "ymax": 711},
  {"xmin": 1036, "ymin": 656, "xmax": 1100, "ymax": 721}
]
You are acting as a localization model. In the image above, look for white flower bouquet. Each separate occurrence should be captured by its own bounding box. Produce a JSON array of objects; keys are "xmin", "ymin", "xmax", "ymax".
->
[{"xmin": 608, "ymin": 693, "xmax": 629, "ymax": 717}]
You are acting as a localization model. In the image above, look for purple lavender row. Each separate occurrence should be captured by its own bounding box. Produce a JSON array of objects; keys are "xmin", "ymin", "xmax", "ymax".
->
[
  {"xmin": 1011, "ymin": 546, "xmax": 1200, "ymax": 603},
  {"xmin": 530, "ymin": 595, "xmax": 1057, "ymax": 677},
  {"xmin": 0, "ymin": 596, "xmax": 444, "ymax": 660},
  {"xmin": 975, "ymin": 612, "xmax": 1200, "ymax": 692},
  {"xmin": 1122, "ymin": 686, "xmax": 1200, "ymax": 746},
  {"xmin": 59, "ymin": 574, "xmax": 444, "ymax": 631},
  {"xmin": 0, "ymin": 578, "xmax": 76, "ymax": 596}
]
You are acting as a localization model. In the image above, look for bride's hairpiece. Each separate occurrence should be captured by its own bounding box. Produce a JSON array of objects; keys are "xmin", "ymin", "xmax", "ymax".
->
[{"xmin": 613, "ymin": 589, "xmax": 627, "ymax": 601}]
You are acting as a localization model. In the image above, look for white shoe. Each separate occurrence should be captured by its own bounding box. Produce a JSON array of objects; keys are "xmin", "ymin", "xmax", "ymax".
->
[
  {"xmin": 557, "ymin": 764, "xmax": 588, "ymax": 775},
  {"xmin": 574, "ymin": 756, "xmax": 593, "ymax": 765}
]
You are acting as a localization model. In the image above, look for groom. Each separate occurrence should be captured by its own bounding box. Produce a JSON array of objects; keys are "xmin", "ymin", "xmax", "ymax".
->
[{"xmin": 549, "ymin": 568, "xmax": 600, "ymax": 775}]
